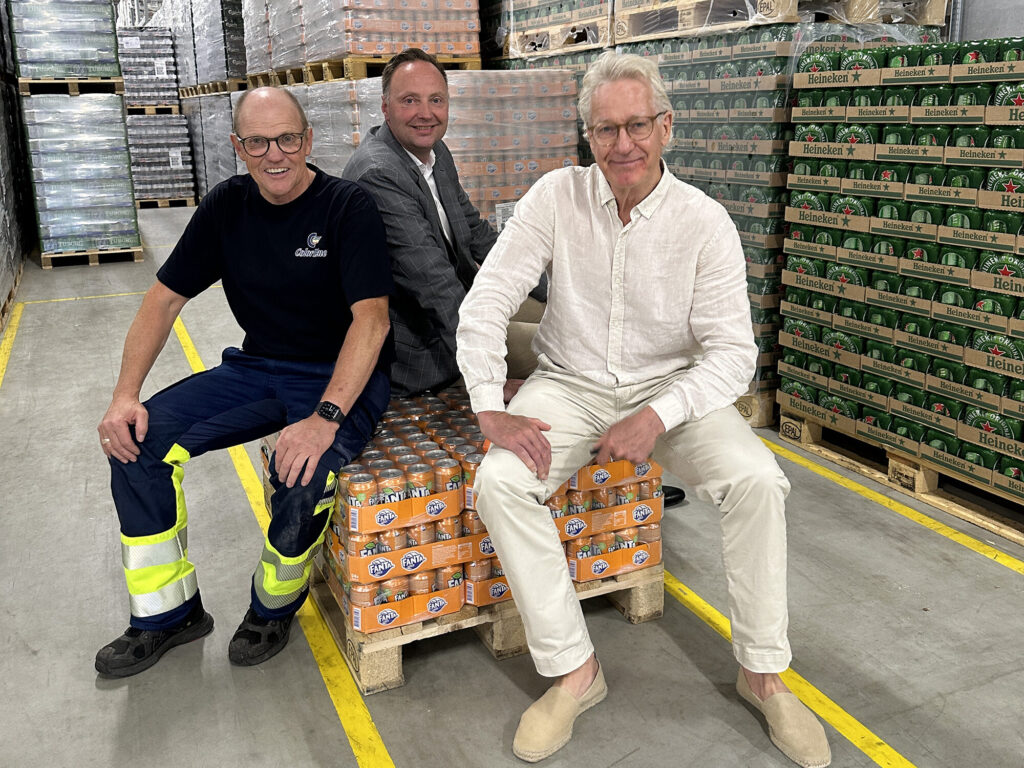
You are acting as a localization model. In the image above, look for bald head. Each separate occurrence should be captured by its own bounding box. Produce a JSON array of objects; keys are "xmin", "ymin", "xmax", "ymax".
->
[{"xmin": 232, "ymin": 86, "xmax": 308, "ymax": 136}]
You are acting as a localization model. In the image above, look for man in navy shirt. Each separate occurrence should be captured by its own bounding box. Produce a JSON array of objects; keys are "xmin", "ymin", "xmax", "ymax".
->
[{"xmin": 94, "ymin": 87, "xmax": 393, "ymax": 677}]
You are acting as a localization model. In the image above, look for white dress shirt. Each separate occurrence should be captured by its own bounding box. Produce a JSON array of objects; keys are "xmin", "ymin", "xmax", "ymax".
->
[
  {"xmin": 404, "ymin": 147, "xmax": 454, "ymax": 244},
  {"xmin": 456, "ymin": 163, "xmax": 757, "ymax": 431}
]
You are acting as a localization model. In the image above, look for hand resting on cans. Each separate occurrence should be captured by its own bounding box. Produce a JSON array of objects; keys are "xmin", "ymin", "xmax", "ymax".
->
[{"xmin": 592, "ymin": 406, "xmax": 666, "ymax": 466}]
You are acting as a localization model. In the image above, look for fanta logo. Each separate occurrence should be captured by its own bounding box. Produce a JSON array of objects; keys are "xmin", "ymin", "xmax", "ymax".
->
[
  {"xmin": 307, "ymin": 233, "xmax": 321, "ymax": 248},
  {"xmin": 375, "ymin": 508, "xmax": 397, "ymax": 526},
  {"xmin": 479, "ymin": 537, "xmax": 496, "ymax": 555},
  {"xmin": 377, "ymin": 608, "xmax": 399, "ymax": 625},
  {"xmin": 592, "ymin": 468, "xmax": 611, "ymax": 484},
  {"xmin": 632, "ymin": 504, "xmax": 654, "ymax": 523},
  {"xmin": 426, "ymin": 597, "xmax": 448, "ymax": 613},
  {"xmin": 489, "ymin": 582, "xmax": 509, "ymax": 598},
  {"xmin": 634, "ymin": 462, "xmax": 651, "ymax": 477},
  {"xmin": 368, "ymin": 557, "xmax": 395, "ymax": 578},
  {"xmin": 401, "ymin": 551, "xmax": 427, "ymax": 571},
  {"xmin": 633, "ymin": 550, "xmax": 650, "ymax": 566},
  {"xmin": 565, "ymin": 518, "xmax": 587, "ymax": 537},
  {"xmin": 591, "ymin": 559, "xmax": 609, "ymax": 575},
  {"xmin": 425, "ymin": 499, "xmax": 447, "ymax": 516}
]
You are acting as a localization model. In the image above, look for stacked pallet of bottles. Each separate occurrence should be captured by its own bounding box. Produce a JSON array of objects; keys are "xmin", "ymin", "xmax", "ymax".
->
[
  {"xmin": 781, "ymin": 36, "xmax": 1024, "ymax": 504},
  {"xmin": 192, "ymin": 0, "xmax": 247, "ymax": 84},
  {"xmin": 0, "ymin": 2, "xmax": 31, "ymax": 308},
  {"xmin": 148, "ymin": 0, "xmax": 199, "ymax": 88},
  {"xmin": 117, "ymin": 28, "xmax": 196, "ymax": 205}
]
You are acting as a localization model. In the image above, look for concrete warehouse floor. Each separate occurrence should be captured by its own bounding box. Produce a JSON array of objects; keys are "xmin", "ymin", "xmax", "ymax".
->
[{"xmin": 2, "ymin": 207, "xmax": 1024, "ymax": 768}]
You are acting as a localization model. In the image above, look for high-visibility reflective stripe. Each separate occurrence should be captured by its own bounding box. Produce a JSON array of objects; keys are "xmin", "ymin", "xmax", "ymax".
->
[
  {"xmin": 126, "ymin": 557, "xmax": 194, "ymax": 595},
  {"xmin": 121, "ymin": 528, "xmax": 187, "ymax": 571},
  {"xmin": 129, "ymin": 570, "xmax": 198, "ymax": 617}
]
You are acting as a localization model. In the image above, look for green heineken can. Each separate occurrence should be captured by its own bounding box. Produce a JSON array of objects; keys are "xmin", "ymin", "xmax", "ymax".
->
[
  {"xmin": 978, "ymin": 251, "xmax": 1024, "ymax": 276},
  {"xmin": 882, "ymin": 86, "xmax": 918, "ymax": 106},
  {"xmin": 985, "ymin": 167, "xmax": 1024, "ymax": 192},
  {"xmin": 906, "ymin": 242, "xmax": 940, "ymax": 262},
  {"xmin": 822, "ymin": 89, "xmax": 852, "ymax": 108},
  {"xmin": 836, "ymin": 124, "xmax": 880, "ymax": 144},
  {"xmin": 952, "ymin": 125, "xmax": 991, "ymax": 147},
  {"xmin": 872, "ymin": 236, "xmax": 906, "ymax": 257},
  {"xmin": 788, "ymin": 222, "xmax": 817, "ymax": 242},
  {"xmin": 846, "ymin": 160, "xmax": 877, "ymax": 180},
  {"xmin": 968, "ymin": 367, "xmax": 1009, "ymax": 395},
  {"xmin": 878, "ymin": 164, "xmax": 912, "ymax": 183},
  {"xmin": 882, "ymin": 124, "xmax": 915, "ymax": 145},
  {"xmin": 876, "ymin": 199, "xmax": 910, "ymax": 220},
  {"xmin": 999, "ymin": 38, "xmax": 1024, "ymax": 61},
  {"xmin": 713, "ymin": 125, "xmax": 741, "ymax": 142},
  {"xmin": 870, "ymin": 270, "xmax": 902, "ymax": 293},
  {"xmin": 993, "ymin": 82, "xmax": 1024, "ymax": 107},
  {"xmin": 791, "ymin": 191, "xmax": 831, "ymax": 211},
  {"xmin": 742, "ymin": 186, "xmax": 787, "ymax": 204},
  {"xmin": 837, "ymin": 299, "xmax": 867, "ymax": 321},
  {"xmin": 974, "ymin": 291, "xmax": 1019, "ymax": 316},
  {"xmin": 714, "ymin": 62, "xmax": 742, "ymax": 79},
  {"xmin": 939, "ymin": 245, "xmax": 979, "ymax": 268},
  {"xmin": 809, "ymin": 293, "xmax": 839, "ymax": 313},
  {"xmin": 783, "ymin": 317, "xmax": 820, "ymax": 340},
  {"xmin": 862, "ymin": 372, "xmax": 895, "ymax": 395},
  {"xmin": 754, "ymin": 90, "xmax": 790, "ymax": 109},
  {"xmin": 823, "ymin": 328, "xmax": 864, "ymax": 354},
  {"xmin": 832, "ymin": 364, "xmax": 862, "ymax": 386},
  {"xmin": 937, "ymin": 284, "xmax": 975, "ymax": 306},
  {"xmin": 819, "ymin": 394, "xmax": 861, "ymax": 419},
  {"xmin": 910, "ymin": 202, "xmax": 945, "ymax": 225},
  {"xmin": 953, "ymin": 84, "xmax": 994, "ymax": 107},
  {"xmin": 898, "ymin": 349, "xmax": 931, "ymax": 373},
  {"xmin": 708, "ymin": 183, "xmax": 732, "ymax": 202},
  {"xmin": 962, "ymin": 444, "xmax": 1000, "ymax": 469},
  {"xmin": 959, "ymin": 40, "xmax": 1000, "ymax": 64},
  {"xmin": 911, "ymin": 164, "xmax": 947, "ymax": 186},
  {"xmin": 934, "ymin": 321, "xmax": 970, "ymax": 344},
  {"xmin": 791, "ymin": 158, "xmax": 819, "ymax": 176},
  {"xmin": 946, "ymin": 166, "xmax": 986, "ymax": 189},
  {"xmin": 831, "ymin": 195, "xmax": 875, "ymax": 217},
  {"xmin": 841, "ymin": 232, "xmax": 872, "ymax": 251},
  {"xmin": 990, "ymin": 126, "xmax": 1024, "ymax": 147},
  {"xmin": 746, "ymin": 246, "xmax": 780, "ymax": 265},
  {"xmin": 750, "ymin": 307, "xmax": 781, "ymax": 325},
  {"xmin": 924, "ymin": 429, "xmax": 962, "ymax": 455},
  {"xmin": 920, "ymin": 43, "xmax": 958, "ymax": 66},
  {"xmin": 751, "ymin": 155, "xmax": 788, "ymax": 174},
  {"xmin": 796, "ymin": 89, "xmax": 824, "ymax": 108},
  {"xmin": 743, "ymin": 124, "xmax": 786, "ymax": 142},
  {"xmin": 900, "ymin": 314, "xmax": 934, "ymax": 336},
  {"xmin": 795, "ymin": 124, "xmax": 835, "ymax": 143},
  {"xmin": 886, "ymin": 46, "xmax": 920, "ymax": 68},
  {"xmin": 983, "ymin": 210, "xmax": 1024, "ymax": 235},
  {"xmin": 943, "ymin": 207, "xmax": 982, "ymax": 230},
  {"xmin": 902, "ymin": 277, "xmax": 939, "ymax": 300},
  {"xmin": 729, "ymin": 157, "xmax": 749, "ymax": 172},
  {"xmin": 747, "ymin": 276, "xmax": 780, "ymax": 295},
  {"xmin": 926, "ymin": 394, "xmax": 963, "ymax": 419},
  {"xmin": 849, "ymin": 87, "xmax": 885, "ymax": 107},
  {"xmin": 818, "ymin": 160, "xmax": 848, "ymax": 178},
  {"xmin": 798, "ymin": 50, "xmax": 840, "ymax": 73},
  {"xmin": 813, "ymin": 228, "xmax": 842, "ymax": 246},
  {"xmin": 786, "ymin": 255, "xmax": 827, "ymax": 276},
  {"xmin": 999, "ymin": 455, "xmax": 1024, "ymax": 478},
  {"xmin": 785, "ymin": 286, "xmax": 811, "ymax": 305},
  {"xmin": 1009, "ymin": 379, "xmax": 1024, "ymax": 401},
  {"xmin": 865, "ymin": 339, "xmax": 897, "ymax": 361},
  {"xmin": 781, "ymin": 348, "xmax": 807, "ymax": 368},
  {"xmin": 862, "ymin": 406, "xmax": 893, "ymax": 430},
  {"xmin": 964, "ymin": 407, "xmax": 1023, "ymax": 440},
  {"xmin": 916, "ymin": 83, "xmax": 953, "ymax": 106},
  {"xmin": 841, "ymin": 48, "xmax": 887, "ymax": 70},
  {"xmin": 806, "ymin": 356, "xmax": 832, "ymax": 377},
  {"xmin": 894, "ymin": 383, "xmax": 927, "ymax": 407},
  {"xmin": 867, "ymin": 305, "xmax": 900, "ymax": 327},
  {"xmin": 827, "ymin": 263, "xmax": 869, "ymax": 285},
  {"xmin": 893, "ymin": 417, "xmax": 926, "ymax": 441},
  {"xmin": 931, "ymin": 359, "xmax": 969, "ymax": 383}
]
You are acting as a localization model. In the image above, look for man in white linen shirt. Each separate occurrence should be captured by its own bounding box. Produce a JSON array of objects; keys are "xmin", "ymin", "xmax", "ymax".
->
[{"xmin": 455, "ymin": 51, "xmax": 830, "ymax": 768}]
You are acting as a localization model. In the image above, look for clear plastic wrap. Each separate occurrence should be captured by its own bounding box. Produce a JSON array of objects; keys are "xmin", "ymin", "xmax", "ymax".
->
[
  {"xmin": 8, "ymin": 0, "xmax": 119, "ymax": 78},
  {"xmin": 127, "ymin": 114, "xmax": 196, "ymax": 200},
  {"xmin": 181, "ymin": 97, "xmax": 207, "ymax": 195},
  {"xmin": 305, "ymin": 79, "xmax": 369, "ymax": 176},
  {"xmin": 0, "ymin": 82, "xmax": 30, "ymax": 300},
  {"xmin": 149, "ymin": 0, "xmax": 198, "ymax": 88},
  {"xmin": 198, "ymin": 93, "xmax": 237, "ymax": 192},
  {"xmin": 242, "ymin": 0, "xmax": 272, "ymax": 75},
  {"xmin": 192, "ymin": 0, "xmax": 247, "ymax": 83},
  {"xmin": 268, "ymin": 0, "xmax": 306, "ymax": 69},
  {"xmin": 118, "ymin": 28, "xmax": 180, "ymax": 105}
]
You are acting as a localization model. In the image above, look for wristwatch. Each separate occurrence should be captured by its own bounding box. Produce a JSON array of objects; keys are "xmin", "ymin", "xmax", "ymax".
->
[{"xmin": 315, "ymin": 401, "xmax": 346, "ymax": 425}]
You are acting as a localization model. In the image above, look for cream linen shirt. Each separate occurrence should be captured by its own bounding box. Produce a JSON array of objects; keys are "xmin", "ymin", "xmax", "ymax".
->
[
  {"xmin": 456, "ymin": 163, "xmax": 757, "ymax": 431},
  {"xmin": 404, "ymin": 147, "xmax": 454, "ymax": 243}
]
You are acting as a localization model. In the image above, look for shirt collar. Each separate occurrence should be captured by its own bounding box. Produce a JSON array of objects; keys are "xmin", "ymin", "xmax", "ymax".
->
[
  {"xmin": 594, "ymin": 160, "xmax": 672, "ymax": 220},
  {"xmin": 404, "ymin": 147, "xmax": 436, "ymax": 173}
]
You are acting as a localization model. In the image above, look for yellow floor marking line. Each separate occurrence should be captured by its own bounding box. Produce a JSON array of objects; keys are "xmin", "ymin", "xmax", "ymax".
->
[
  {"xmin": 0, "ymin": 302, "xmax": 24, "ymax": 390},
  {"xmin": 762, "ymin": 437, "xmax": 1024, "ymax": 577},
  {"xmin": 23, "ymin": 290, "xmax": 148, "ymax": 305},
  {"xmin": 171, "ymin": 316, "xmax": 396, "ymax": 768},
  {"xmin": 663, "ymin": 570, "xmax": 917, "ymax": 768}
]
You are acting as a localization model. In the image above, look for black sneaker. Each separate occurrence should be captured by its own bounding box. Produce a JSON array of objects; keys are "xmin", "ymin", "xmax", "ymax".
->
[
  {"xmin": 228, "ymin": 608, "xmax": 294, "ymax": 666},
  {"xmin": 95, "ymin": 602, "xmax": 214, "ymax": 678}
]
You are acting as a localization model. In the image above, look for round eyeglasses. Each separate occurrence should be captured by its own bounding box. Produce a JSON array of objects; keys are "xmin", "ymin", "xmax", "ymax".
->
[
  {"xmin": 587, "ymin": 112, "xmax": 668, "ymax": 146},
  {"xmin": 235, "ymin": 131, "xmax": 306, "ymax": 157}
]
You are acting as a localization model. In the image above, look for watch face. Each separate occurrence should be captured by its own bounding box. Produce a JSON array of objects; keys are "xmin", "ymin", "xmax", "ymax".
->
[{"xmin": 317, "ymin": 401, "xmax": 341, "ymax": 422}]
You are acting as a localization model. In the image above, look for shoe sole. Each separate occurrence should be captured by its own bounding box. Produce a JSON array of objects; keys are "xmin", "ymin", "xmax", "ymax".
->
[
  {"xmin": 228, "ymin": 624, "xmax": 292, "ymax": 667},
  {"xmin": 512, "ymin": 686, "xmax": 608, "ymax": 763},
  {"xmin": 95, "ymin": 613, "xmax": 215, "ymax": 678},
  {"xmin": 736, "ymin": 681, "xmax": 831, "ymax": 768}
]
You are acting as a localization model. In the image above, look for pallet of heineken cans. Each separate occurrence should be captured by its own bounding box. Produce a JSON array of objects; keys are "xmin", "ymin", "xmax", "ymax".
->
[{"xmin": 777, "ymin": 37, "xmax": 1024, "ymax": 508}]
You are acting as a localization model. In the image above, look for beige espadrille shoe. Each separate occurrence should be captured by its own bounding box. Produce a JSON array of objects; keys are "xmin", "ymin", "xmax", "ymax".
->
[
  {"xmin": 736, "ymin": 669, "xmax": 831, "ymax": 768},
  {"xmin": 512, "ymin": 663, "xmax": 608, "ymax": 763}
]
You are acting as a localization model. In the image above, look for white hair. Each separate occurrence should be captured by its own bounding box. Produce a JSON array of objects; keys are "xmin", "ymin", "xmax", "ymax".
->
[{"xmin": 578, "ymin": 51, "xmax": 672, "ymax": 127}]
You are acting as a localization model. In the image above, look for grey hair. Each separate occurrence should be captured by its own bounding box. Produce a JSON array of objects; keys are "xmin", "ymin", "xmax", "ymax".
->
[
  {"xmin": 578, "ymin": 51, "xmax": 671, "ymax": 127},
  {"xmin": 232, "ymin": 86, "xmax": 309, "ymax": 135}
]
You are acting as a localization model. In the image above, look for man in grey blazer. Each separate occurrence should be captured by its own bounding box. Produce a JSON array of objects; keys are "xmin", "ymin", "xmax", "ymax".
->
[{"xmin": 343, "ymin": 47, "xmax": 543, "ymax": 398}]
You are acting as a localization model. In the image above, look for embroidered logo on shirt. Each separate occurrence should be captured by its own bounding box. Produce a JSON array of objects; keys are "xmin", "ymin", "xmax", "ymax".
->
[{"xmin": 295, "ymin": 232, "xmax": 327, "ymax": 258}]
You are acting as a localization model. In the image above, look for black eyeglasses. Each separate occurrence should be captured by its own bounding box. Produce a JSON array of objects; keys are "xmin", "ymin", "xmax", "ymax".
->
[
  {"xmin": 587, "ymin": 112, "xmax": 668, "ymax": 146},
  {"xmin": 234, "ymin": 131, "xmax": 306, "ymax": 157}
]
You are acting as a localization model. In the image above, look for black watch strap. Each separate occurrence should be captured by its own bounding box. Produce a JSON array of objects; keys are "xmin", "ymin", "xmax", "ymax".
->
[{"xmin": 315, "ymin": 401, "xmax": 345, "ymax": 424}]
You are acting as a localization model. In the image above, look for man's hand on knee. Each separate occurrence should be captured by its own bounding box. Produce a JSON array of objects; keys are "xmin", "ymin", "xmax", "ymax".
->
[
  {"xmin": 593, "ymin": 406, "xmax": 665, "ymax": 465},
  {"xmin": 478, "ymin": 410, "xmax": 552, "ymax": 481},
  {"xmin": 98, "ymin": 396, "xmax": 148, "ymax": 463},
  {"xmin": 275, "ymin": 416, "xmax": 339, "ymax": 488}
]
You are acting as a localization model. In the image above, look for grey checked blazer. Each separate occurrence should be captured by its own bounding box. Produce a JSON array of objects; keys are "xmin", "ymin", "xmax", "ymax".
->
[{"xmin": 343, "ymin": 123, "xmax": 498, "ymax": 397}]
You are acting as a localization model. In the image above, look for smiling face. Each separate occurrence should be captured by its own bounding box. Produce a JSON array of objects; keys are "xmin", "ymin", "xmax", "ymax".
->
[
  {"xmin": 587, "ymin": 78, "xmax": 672, "ymax": 205},
  {"xmin": 231, "ymin": 88, "xmax": 313, "ymax": 205},
  {"xmin": 382, "ymin": 60, "xmax": 449, "ymax": 162}
]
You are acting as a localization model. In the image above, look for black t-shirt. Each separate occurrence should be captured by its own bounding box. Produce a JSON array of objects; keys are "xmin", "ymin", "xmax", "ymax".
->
[{"xmin": 158, "ymin": 165, "xmax": 394, "ymax": 365}]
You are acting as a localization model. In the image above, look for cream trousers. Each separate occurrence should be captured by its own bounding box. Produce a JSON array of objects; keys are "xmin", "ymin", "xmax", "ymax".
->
[{"xmin": 474, "ymin": 360, "xmax": 793, "ymax": 677}]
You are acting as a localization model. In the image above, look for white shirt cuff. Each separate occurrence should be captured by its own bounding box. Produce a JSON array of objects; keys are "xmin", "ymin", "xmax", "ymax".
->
[{"xmin": 468, "ymin": 383, "xmax": 507, "ymax": 415}]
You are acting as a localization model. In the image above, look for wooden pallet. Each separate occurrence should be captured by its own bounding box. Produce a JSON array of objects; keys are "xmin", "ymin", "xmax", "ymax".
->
[
  {"xmin": 311, "ymin": 560, "xmax": 664, "ymax": 695},
  {"xmin": 125, "ymin": 104, "xmax": 180, "ymax": 115},
  {"xmin": 613, "ymin": 0, "xmax": 801, "ymax": 45},
  {"xmin": 18, "ymin": 76, "xmax": 124, "ymax": 97},
  {"xmin": 36, "ymin": 246, "xmax": 143, "ymax": 270},
  {"xmin": 516, "ymin": 18, "xmax": 611, "ymax": 58},
  {"xmin": 135, "ymin": 197, "xmax": 196, "ymax": 210},
  {"xmin": 0, "ymin": 260, "xmax": 24, "ymax": 336},
  {"xmin": 179, "ymin": 79, "xmax": 247, "ymax": 99},
  {"xmin": 735, "ymin": 390, "xmax": 776, "ymax": 428},
  {"xmin": 778, "ymin": 411, "xmax": 1024, "ymax": 548},
  {"xmin": 245, "ymin": 66, "xmax": 305, "ymax": 89}
]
